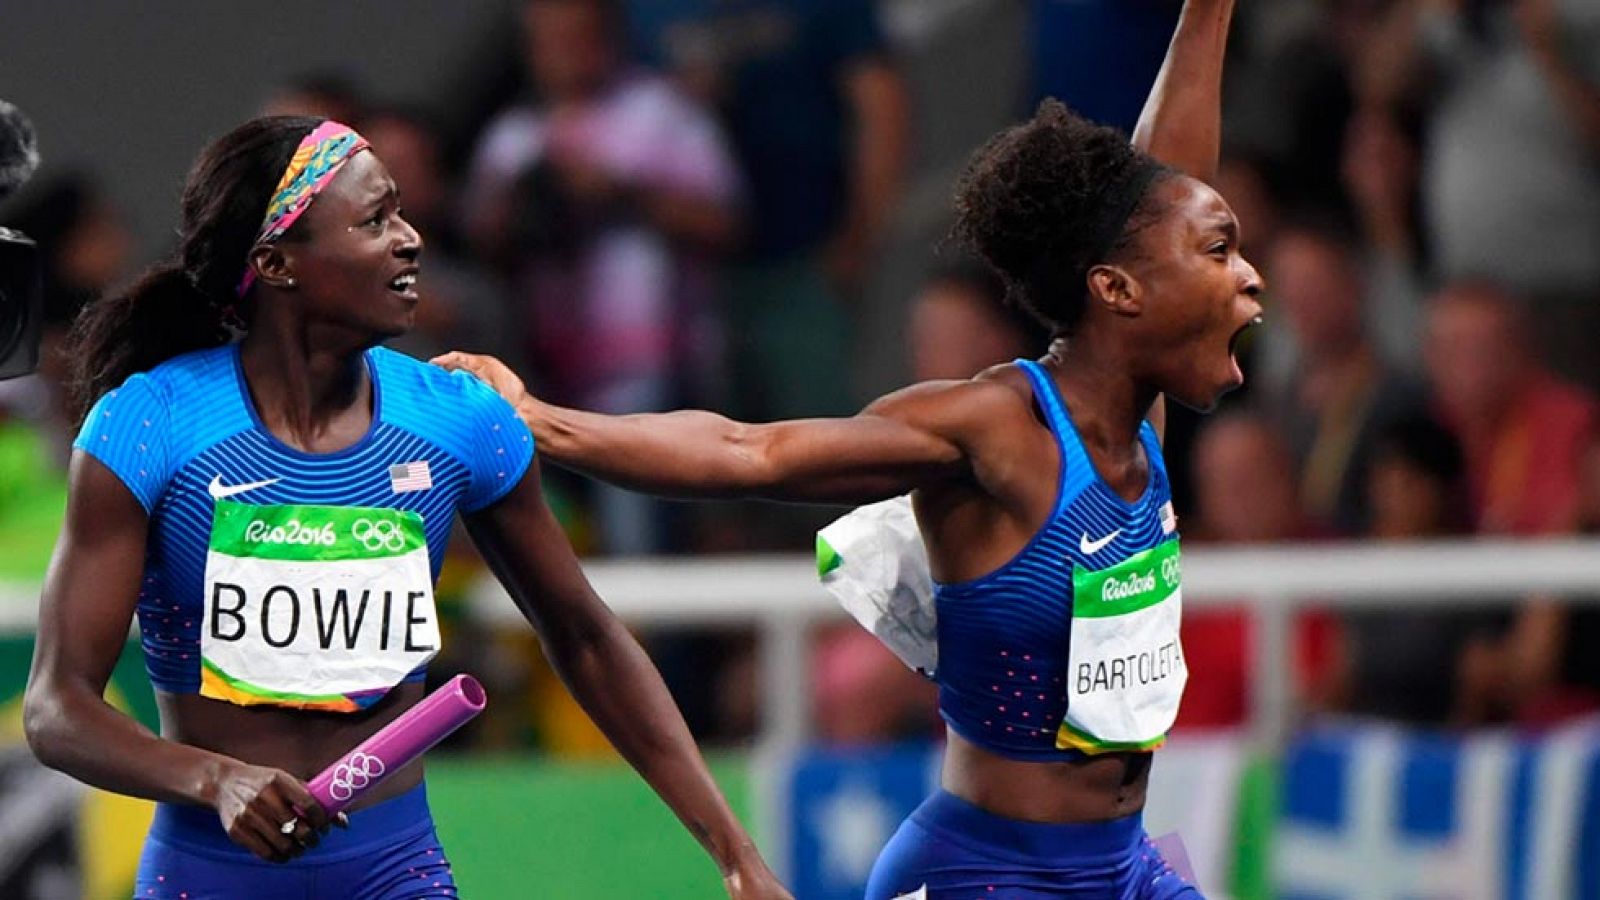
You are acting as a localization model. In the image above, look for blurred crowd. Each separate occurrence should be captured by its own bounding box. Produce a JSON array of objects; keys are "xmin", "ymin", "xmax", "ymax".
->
[{"xmin": 2, "ymin": 0, "xmax": 1598, "ymax": 753}]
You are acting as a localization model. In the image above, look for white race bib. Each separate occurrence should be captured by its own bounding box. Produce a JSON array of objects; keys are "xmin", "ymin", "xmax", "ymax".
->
[
  {"xmin": 1058, "ymin": 539, "xmax": 1187, "ymax": 752},
  {"xmin": 200, "ymin": 501, "xmax": 439, "ymax": 712}
]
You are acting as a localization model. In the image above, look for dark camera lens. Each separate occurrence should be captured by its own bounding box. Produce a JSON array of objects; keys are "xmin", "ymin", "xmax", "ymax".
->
[{"xmin": 0, "ymin": 227, "xmax": 43, "ymax": 380}]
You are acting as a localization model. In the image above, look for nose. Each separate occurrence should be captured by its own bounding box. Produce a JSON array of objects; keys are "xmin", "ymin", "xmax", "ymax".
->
[
  {"xmin": 393, "ymin": 213, "xmax": 424, "ymax": 260},
  {"xmin": 1239, "ymin": 255, "xmax": 1265, "ymax": 298}
]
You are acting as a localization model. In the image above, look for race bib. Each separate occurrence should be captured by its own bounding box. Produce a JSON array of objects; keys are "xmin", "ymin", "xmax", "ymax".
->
[
  {"xmin": 200, "ymin": 501, "xmax": 439, "ymax": 712},
  {"xmin": 1057, "ymin": 539, "xmax": 1186, "ymax": 753}
]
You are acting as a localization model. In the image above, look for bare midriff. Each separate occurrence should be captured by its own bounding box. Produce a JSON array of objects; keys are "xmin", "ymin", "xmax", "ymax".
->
[
  {"xmin": 157, "ymin": 681, "xmax": 427, "ymax": 813},
  {"xmin": 941, "ymin": 727, "xmax": 1151, "ymax": 823}
]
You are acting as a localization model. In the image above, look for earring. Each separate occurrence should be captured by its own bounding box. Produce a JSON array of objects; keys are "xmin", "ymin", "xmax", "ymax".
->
[{"xmin": 286, "ymin": 277, "xmax": 297, "ymax": 287}]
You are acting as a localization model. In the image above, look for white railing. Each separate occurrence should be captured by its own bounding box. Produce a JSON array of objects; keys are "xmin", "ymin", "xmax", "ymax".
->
[{"xmin": 6, "ymin": 539, "xmax": 1600, "ymax": 748}]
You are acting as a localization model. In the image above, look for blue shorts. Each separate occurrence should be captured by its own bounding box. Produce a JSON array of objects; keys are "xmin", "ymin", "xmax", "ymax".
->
[
  {"xmin": 134, "ymin": 782, "xmax": 456, "ymax": 899},
  {"xmin": 865, "ymin": 790, "xmax": 1203, "ymax": 899}
]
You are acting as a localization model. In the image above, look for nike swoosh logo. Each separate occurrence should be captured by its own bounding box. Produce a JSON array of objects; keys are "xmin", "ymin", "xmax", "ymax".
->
[
  {"xmin": 892, "ymin": 888, "xmax": 927, "ymax": 900},
  {"xmin": 208, "ymin": 475, "xmax": 282, "ymax": 500},
  {"xmin": 1079, "ymin": 529, "xmax": 1121, "ymax": 554}
]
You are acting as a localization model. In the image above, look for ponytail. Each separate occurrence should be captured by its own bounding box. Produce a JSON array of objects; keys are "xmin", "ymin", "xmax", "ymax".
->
[
  {"xmin": 63, "ymin": 115, "xmax": 323, "ymax": 420},
  {"xmin": 67, "ymin": 261, "xmax": 228, "ymax": 420}
]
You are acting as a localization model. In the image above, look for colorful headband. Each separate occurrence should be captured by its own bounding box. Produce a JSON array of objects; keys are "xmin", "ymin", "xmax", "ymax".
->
[{"xmin": 237, "ymin": 121, "xmax": 370, "ymax": 295}]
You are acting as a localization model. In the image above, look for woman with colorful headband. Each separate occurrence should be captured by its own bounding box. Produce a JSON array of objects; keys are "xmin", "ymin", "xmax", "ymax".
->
[
  {"xmin": 438, "ymin": 0, "xmax": 1258, "ymax": 895},
  {"xmin": 22, "ymin": 117, "xmax": 789, "ymax": 899}
]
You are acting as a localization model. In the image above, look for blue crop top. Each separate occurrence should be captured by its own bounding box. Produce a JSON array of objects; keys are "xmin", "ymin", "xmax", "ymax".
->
[
  {"xmin": 73, "ymin": 344, "xmax": 535, "ymax": 698},
  {"xmin": 934, "ymin": 360, "xmax": 1180, "ymax": 761}
]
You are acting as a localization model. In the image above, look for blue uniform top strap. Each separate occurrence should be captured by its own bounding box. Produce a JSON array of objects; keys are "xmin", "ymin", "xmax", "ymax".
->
[{"xmin": 1014, "ymin": 359, "xmax": 1097, "ymax": 510}]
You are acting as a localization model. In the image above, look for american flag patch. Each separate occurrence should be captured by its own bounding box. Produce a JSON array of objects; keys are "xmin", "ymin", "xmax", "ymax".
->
[{"xmin": 389, "ymin": 461, "xmax": 433, "ymax": 493}]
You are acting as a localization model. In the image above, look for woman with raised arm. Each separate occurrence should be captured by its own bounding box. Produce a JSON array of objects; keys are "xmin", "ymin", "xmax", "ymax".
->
[
  {"xmin": 440, "ymin": 1, "xmax": 1257, "ymax": 896},
  {"xmin": 23, "ymin": 117, "xmax": 788, "ymax": 899}
]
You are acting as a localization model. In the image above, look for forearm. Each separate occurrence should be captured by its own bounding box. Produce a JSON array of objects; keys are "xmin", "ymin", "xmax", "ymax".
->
[
  {"xmin": 1131, "ymin": 0, "xmax": 1236, "ymax": 180},
  {"xmin": 544, "ymin": 612, "xmax": 756, "ymax": 874},
  {"xmin": 25, "ymin": 681, "xmax": 232, "ymax": 807},
  {"xmin": 531, "ymin": 399, "xmax": 771, "ymax": 498},
  {"xmin": 529, "ymin": 398, "xmax": 953, "ymax": 505}
]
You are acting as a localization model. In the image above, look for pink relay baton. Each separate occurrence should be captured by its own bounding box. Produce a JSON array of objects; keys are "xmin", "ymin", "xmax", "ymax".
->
[{"xmin": 306, "ymin": 674, "xmax": 487, "ymax": 817}]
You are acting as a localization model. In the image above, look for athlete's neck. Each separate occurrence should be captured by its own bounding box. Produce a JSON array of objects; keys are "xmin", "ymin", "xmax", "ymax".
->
[
  {"xmin": 238, "ymin": 325, "xmax": 372, "ymax": 450},
  {"xmin": 1044, "ymin": 338, "xmax": 1157, "ymax": 456}
]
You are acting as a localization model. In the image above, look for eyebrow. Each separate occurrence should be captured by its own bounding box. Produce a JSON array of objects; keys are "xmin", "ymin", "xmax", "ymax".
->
[
  {"xmin": 361, "ymin": 182, "xmax": 399, "ymax": 207},
  {"xmin": 1212, "ymin": 218, "xmax": 1239, "ymax": 244}
]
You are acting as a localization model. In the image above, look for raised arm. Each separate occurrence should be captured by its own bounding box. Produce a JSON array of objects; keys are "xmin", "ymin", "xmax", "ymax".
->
[
  {"xmin": 436, "ymin": 352, "xmax": 988, "ymax": 506},
  {"xmin": 24, "ymin": 454, "xmax": 328, "ymax": 862},
  {"xmin": 1131, "ymin": 0, "xmax": 1236, "ymax": 182},
  {"xmin": 463, "ymin": 458, "xmax": 789, "ymax": 899}
]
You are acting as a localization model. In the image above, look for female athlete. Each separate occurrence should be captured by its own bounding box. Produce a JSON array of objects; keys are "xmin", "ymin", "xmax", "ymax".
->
[
  {"xmin": 23, "ymin": 117, "xmax": 788, "ymax": 899},
  {"xmin": 439, "ymin": 0, "xmax": 1259, "ymax": 895}
]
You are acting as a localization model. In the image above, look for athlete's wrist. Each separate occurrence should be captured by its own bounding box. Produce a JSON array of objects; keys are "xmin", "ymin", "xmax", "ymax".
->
[
  {"xmin": 191, "ymin": 754, "xmax": 239, "ymax": 808},
  {"xmin": 714, "ymin": 834, "xmax": 765, "ymax": 875}
]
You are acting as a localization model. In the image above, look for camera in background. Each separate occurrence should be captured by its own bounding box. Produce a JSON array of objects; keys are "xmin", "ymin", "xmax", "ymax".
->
[{"xmin": 0, "ymin": 99, "xmax": 43, "ymax": 382}]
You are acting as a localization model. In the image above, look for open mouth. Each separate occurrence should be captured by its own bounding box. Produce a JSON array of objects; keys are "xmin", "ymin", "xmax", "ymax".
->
[
  {"xmin": 1226, "ymin": 312, "xmax": 1264, "ymax": 383},
  {"xmin": 387, "ymin": 269, "xmax": 419, "ymax": 301}
]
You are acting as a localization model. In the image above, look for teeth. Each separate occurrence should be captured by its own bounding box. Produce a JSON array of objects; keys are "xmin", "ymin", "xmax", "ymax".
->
[{"xmin": 390, "ymin": 273, "xmax": 416, "ymax": 290}]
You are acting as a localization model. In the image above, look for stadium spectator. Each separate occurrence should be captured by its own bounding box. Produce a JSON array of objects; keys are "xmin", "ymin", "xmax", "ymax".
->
[
  {"xmin": 626, "ymin": 0, "xmax": 910, "ymax": 421},
  {"xmin": 1361, "ymin": 0, "xmax": 1600, "ymax": 390},
  {"xmin": 1422, "ymin": 280, "xmax": 1598, "ymax": 536},
  {"xmin": 1329, "ymin": 415, "xmax": 1502, "ymax": 725},
  {"xmin": 1339, "ymin": 101, "xmax": 1431, "ymax": 373},
  {"xmin": 463, "ymin": 0, "xmax": 742, "ymax": 554},
  {"xmin": 1472, "ymin": 436, "xmax": 1600, "ymax": 729},
  {"xmin": 1257, "ymin": 221, "xmax": 1422, "ymax": 534},
  {"xmin": 1177, "ymin": 413, "xmax": 1336, "ymax": 729},
  {"xmin": 906, "ymin": 257, "xmax": 1043, "ymax": 383}
]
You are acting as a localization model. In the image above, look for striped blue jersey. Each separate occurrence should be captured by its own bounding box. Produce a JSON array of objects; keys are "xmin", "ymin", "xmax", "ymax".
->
[
  {"xmin": 934, "ymin": 359, "xmax": 1181, "ymax": 761},
  {"xmin": 72, "ymin": 344, "xmax": 535, "ymax": 694}
]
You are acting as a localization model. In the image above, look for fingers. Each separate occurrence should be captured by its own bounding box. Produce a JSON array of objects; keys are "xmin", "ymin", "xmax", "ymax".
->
[
  {"xmin": 431, "ymin": 350, "xmax": 490, "ymax": 376},
  {"xmin": 224, "ymin": 813, "xmax": 278, "ymax": 863},
  {"xmin": 278, "ymin": 777, "xmax": 330, "ymax": 832},
  {"xmin": 231, "ymin": 804, "xmax": 296, "ymax": 862},
  {"xmin": 247, "ymin": 775, "xmax": 325, "ymax": 861}
]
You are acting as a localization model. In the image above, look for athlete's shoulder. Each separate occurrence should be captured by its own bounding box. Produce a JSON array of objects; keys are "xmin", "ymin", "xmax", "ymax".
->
[
  {"xmin": 123, "ymin": 344, "xmax": 235, "ymax": 401},
  {"xmin": 373, "ymin": 346, "xmax": 507, "ymax": 410},
  {"xmin": 862, "ymin": 365, "xmax": 1038, "ymax": 449}
]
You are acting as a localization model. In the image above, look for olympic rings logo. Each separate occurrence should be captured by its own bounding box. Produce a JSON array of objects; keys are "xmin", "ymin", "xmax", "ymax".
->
[
  {"xmin": 351, "ymin": 518, "xmax": 406, "ymax": 552},
  {"xmin": 328, "ymin": 752, "xmax": 387, "ymax": 801}
]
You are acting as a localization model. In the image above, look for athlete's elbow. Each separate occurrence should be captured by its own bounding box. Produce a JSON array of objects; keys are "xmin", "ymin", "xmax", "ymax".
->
[
  {"xmin": 22, "ymin": 683, "xmax": 73, "ymax": 770},
  {"xmin": 722, "ymin": 423, "xmax": 786, "ymax": 496}
]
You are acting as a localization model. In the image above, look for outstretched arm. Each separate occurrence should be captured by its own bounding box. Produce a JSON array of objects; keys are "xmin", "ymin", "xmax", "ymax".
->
[
  {"xmin": 436, "ymin": 352, "xmax": 987, "ymax": 506},
  {"xmin": 1132, "ymin": 0, "xmax": 1236, "ymax": 183},
  {"xmin": 465, "ymin": 458, "xmax": 789, "ymax": 899}
]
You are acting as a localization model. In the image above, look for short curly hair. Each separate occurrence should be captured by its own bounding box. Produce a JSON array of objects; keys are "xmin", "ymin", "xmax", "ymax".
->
[{"xmin": 952, "ymin": 99, "xmax": 1173, "ymax": 336}]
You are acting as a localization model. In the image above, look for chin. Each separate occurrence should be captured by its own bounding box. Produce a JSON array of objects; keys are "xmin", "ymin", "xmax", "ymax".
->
[{"xmin": 1167, "ymin": 379, "xmax": 1239, "ymax": 414}]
